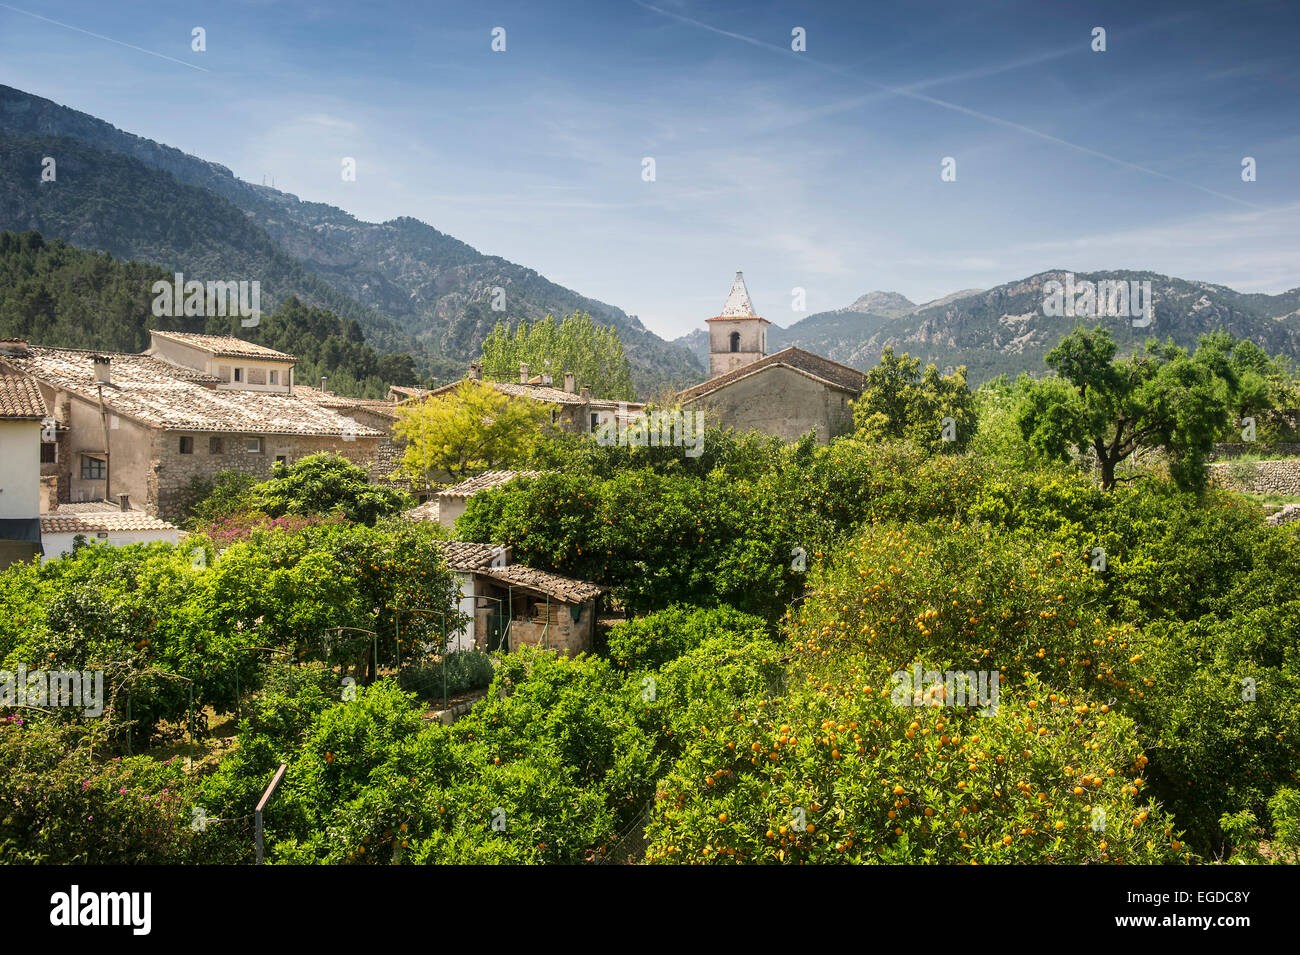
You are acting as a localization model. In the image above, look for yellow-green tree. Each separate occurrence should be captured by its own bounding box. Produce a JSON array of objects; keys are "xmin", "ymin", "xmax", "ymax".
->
[{"xmin": 393, "ymin": 380, "xmax": 551, "ymax": 481}]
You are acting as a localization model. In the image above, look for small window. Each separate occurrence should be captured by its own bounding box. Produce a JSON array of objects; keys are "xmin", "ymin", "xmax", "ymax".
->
[
  {"xmin": 729, "ymin": 331, "xmax": 741, "ymax": 353},
  {"xmin": 233, "ymin": 367, "xmax": 243, "ymax": 383},
  {"xmin": 80, "ymin": 455, "xmax": 106, "ymax": 480},
  {"xmin": 40, "ymin": 443, "xmax": 56, "ymax": 464},
  {"xmin": 209, "ymin": 436, "xmax": 223, "ymax": 454},
  {"xmin": 590, "ymin": 413, "xmax": 598, "ymax": 431},
  {"xmin": 179, "ymin": 436, "xmax": 194, "ymax": 455},
  {"xmin": 275, "ymin": 455, "xmax": 288, "ymax": 466},
  {"xmin": 269, "ymin": 370, "xmax": 279, "ymax": 385},
  {"xmin": 246, "ymin": 437, "xmax": 263, "ymax": 453}
]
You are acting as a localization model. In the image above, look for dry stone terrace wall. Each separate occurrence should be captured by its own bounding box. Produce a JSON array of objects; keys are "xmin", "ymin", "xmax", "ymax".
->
[
  {"xmin": 153, "ymin": 432, "xmax": 379, "ymax": 519},
  {"xmin": 1208, "ymin": 457, "xmax": 1300, "ymax": 497}
]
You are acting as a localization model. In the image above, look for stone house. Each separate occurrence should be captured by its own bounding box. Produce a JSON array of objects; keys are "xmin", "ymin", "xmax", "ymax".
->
[
  {"xmin": 433, "ymin": 540, "xmax": 603, "ymax": 657},
  {"xmin": 0, "ymin": 334, "xmax": 382, "ymax": 521},
  {"xmin": 676, "ymin": 273, "xmax": 867, "ymax": 444},
  {"xmin": 0, "ymin": 367, "xmax": 45, "ymax": 569}
]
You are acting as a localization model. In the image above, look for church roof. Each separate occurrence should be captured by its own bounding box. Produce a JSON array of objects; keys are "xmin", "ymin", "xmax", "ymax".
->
[
  {"xmin": 676, "ymin": 347, "xmax": 868, "ymax": 403},
  {"xmin": 706, "ymin": 271, "xmax": 770, "ymax": 324}
]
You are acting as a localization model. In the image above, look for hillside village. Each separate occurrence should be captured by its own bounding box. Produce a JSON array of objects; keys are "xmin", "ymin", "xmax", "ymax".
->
[{"xmin": 4, "ymin": 258, "xmax": 1300, "ymax": 872}]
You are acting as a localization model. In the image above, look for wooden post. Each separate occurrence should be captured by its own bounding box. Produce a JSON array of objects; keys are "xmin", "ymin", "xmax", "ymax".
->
[{"xmin": 255, "ymin": 763, "xmax": 288, "ymax": 865}]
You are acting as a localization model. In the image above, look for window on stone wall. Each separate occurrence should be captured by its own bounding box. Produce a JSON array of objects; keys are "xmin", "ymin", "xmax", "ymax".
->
[
  {"xmin": 590, "ymin": 413, "xmax": 598, "ymax": 431},
  {"xmin": 40, "ymin": 443, "xmax": 56, "ymax": 464},
  {"xmin": 233, "ymin": 368, "xmax": 244, "ymax": 383},
  {"xmin": 209, "ymin": 436, "xmax": 223, "ymax": 455},
  {"xmin": 80, "ymin": 455, "xmax": 106, "ymax": 480},
  {"xmin": 179, "ymin": 436, "xmax": 194, "ymax": 454},
  {"xmin": 730, "ymin": 331, "xmax": 741, "ymax": 353},
  {"xmin": 245, "ymin": 436, "xmax": 263, "ymax": 453},
  {"xmin": 275, "ymin": 455, "xmax": 288, "ymax": 466},
  {"xmin": 269, "ymin": 370, "xmax": 279, "ymax": 385},
  {"xmin": 247, "ymin": 368, "xmax": 267, "ymax": 385}
]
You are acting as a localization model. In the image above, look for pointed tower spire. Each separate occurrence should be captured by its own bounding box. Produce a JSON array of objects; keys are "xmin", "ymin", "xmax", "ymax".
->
[
  {"xmin": 719, "ymin": 271, "xmax": 757, "ymax": 317},
  {"xmin": 705, "ymin": 270, "xmax": 770, "ymax": 378}
]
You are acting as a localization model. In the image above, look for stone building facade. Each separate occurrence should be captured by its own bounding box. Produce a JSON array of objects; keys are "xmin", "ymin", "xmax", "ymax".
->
[
  {"xmin": 0, "ymin": 336, "xmax": 381, "ymax": 521},
  {"xmin": 677, "ymin": 274, "xmax": 867, "ymax": 444}
]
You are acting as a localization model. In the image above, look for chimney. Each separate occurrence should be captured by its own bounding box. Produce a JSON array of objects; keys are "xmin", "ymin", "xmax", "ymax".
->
[
  {"xmin": 118, "ymin": 493, "xmax": 130, "ymax": 512},
  {"xmin": 519, "ymin": 362, "xmax": 529, "ymax": 385},
  {"xmin": 468, "ymin": 361, "xmax": 482, "ymax": 381},
  {"xmin": 320, "ymin": 376, "xmax": 328, "ymax": 394},
  {"xmin": 542, "ymin": 373, "xmax": 553, "ymax": 387},
  {"xmin": 580, "ymin": 385, "xmax": 590, "ymax": 401},
  {"xmin": 92, "ymin": 355, "xmax": 112, "ymax": 385},
  {"xmin": 563, "ymin": 372, "xmax": 575, "ymax": 394}
]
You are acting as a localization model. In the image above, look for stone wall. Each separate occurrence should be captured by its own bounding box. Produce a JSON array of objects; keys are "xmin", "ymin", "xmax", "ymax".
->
[
  {"xmin": 688, "ymin": 365, "xmax": 856, "ymax": 445},
  {"xmin": 1208, "ymin": 458, "xmax": 1300, "ymax": 496},
  {"xmin": 153, "ymin": 431, "xmax": 380, "ymax": 519}
]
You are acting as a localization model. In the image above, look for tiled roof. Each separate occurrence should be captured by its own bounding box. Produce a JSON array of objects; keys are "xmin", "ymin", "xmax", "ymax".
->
[
  {"xmin": 4, "ymin": 347, "xmax": 382, "ymax": 437},
  {"xmin": 294, "ymin": 386, "xmax": 398, "ymax": 420},
  {"xmin": 406, "ymin": 499, "xmax": 441, "ymax": 523},
  {"xmin": 480, "ymin": 563, "xmax": 604, "ymax": 603},
  {"xmin": 414, "ymin": 379, "xmax": 644, "ymax": 410},
  {"xmin": 434, "ymin": 540, "xmax": 501, "ymax": 571},
  {"xmin": 438, "ymin": 470, "xmax": 542, "ymax": 498},
  {"xmin": 676, "ymin": 347, "xmax": 867, "ymax": 403},
  {"xmin": 0, "ymin": 370, "xmax": 47, "ymax": 419},
  {"xmin": 41, "ymin": 508, "xmax": 180, "ymax": 535},
  {"xmin": 151, "ymin": 332, "xmax": 296, "ymax": 362}
]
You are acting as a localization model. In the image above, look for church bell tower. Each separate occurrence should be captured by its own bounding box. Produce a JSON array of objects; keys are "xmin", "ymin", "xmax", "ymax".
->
[{"xmin": 707, "ymin": 271, "xmax": 770, "ymax": 378}]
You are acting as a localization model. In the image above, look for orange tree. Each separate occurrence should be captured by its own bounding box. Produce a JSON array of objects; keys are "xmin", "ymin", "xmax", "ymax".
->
[{"xmin": 644, "ymin": 667, "xmax": 1187, "ymax": 864}]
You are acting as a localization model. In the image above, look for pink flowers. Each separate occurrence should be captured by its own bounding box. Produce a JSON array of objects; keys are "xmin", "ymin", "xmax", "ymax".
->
[{"xmin": 193, "ymin": 512, "xmax": 344, "ymax": 546}]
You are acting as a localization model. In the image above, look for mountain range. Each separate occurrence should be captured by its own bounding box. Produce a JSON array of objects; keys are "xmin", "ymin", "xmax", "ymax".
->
[
  {"xmin": 3, "ymin": 84, "xmax": 1300, "ymax": 396},
  {"xmin": 677, "ymin": 275, "xmax": 1300, "ymax": 385},
  {"xmin": 0, "ymin": 84, "xmax": 701, "ymax": 394}
]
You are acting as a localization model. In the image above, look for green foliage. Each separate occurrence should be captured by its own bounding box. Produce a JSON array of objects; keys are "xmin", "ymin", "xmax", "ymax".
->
[
  {"xmin": 480, "ymin": 311, "xmax": 635, "ymax": 400},
  {"xmin": 0, "ymin": 718, "xmax": 203, "ymax": 864},
  {"xmin": 606, "ymin": 604, "xmax": 771, "ymax": 672},
  {"xmin": 250, "ymin": 453, "xmax": 411, "ymax": 525},
  {"xmin": 1020, "ymin": 326, "xmax": 1234, "ymax": 490},
  {"xmin": 852, "ymin": 346, "xmax": 977, "ymax": 453}
]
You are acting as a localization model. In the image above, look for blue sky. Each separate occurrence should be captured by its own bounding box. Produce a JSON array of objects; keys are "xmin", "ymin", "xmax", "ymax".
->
[{"xmin": 2, "ymin": 0, "xmax": 1298, "ymax": 340}]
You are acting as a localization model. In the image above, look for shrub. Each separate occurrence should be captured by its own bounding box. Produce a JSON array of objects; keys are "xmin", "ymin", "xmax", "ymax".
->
[{"xmin": 606, "ymin": 604, "xmax": 771, "ymax": 671}]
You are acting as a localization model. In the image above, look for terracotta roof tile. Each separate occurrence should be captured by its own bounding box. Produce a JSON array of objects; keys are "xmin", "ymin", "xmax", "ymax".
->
[
  {"xmin": 480, "ymin": 563, "xmax": 603, "ymax": 603},
  {"xmin": 40, "ymin": 509, "xmax": 180, "ymax": 534},
  {"xmin": 434, "ymin": 540, "xmax": 502, "ymax": 571},
  {"xmin": 4, "ymin": 347, "xmax": 381, "ymax": 437},
  {"xmin": 438, "ymin": 470, "xmax": 542, "ymax": 498},
  {"xmin": 150, "ymin": 332, "xmax": 296, "ymax": 361},
  {"xmin": 0, "ymin": 371, "xmax": 47, "ymax": 419}
]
